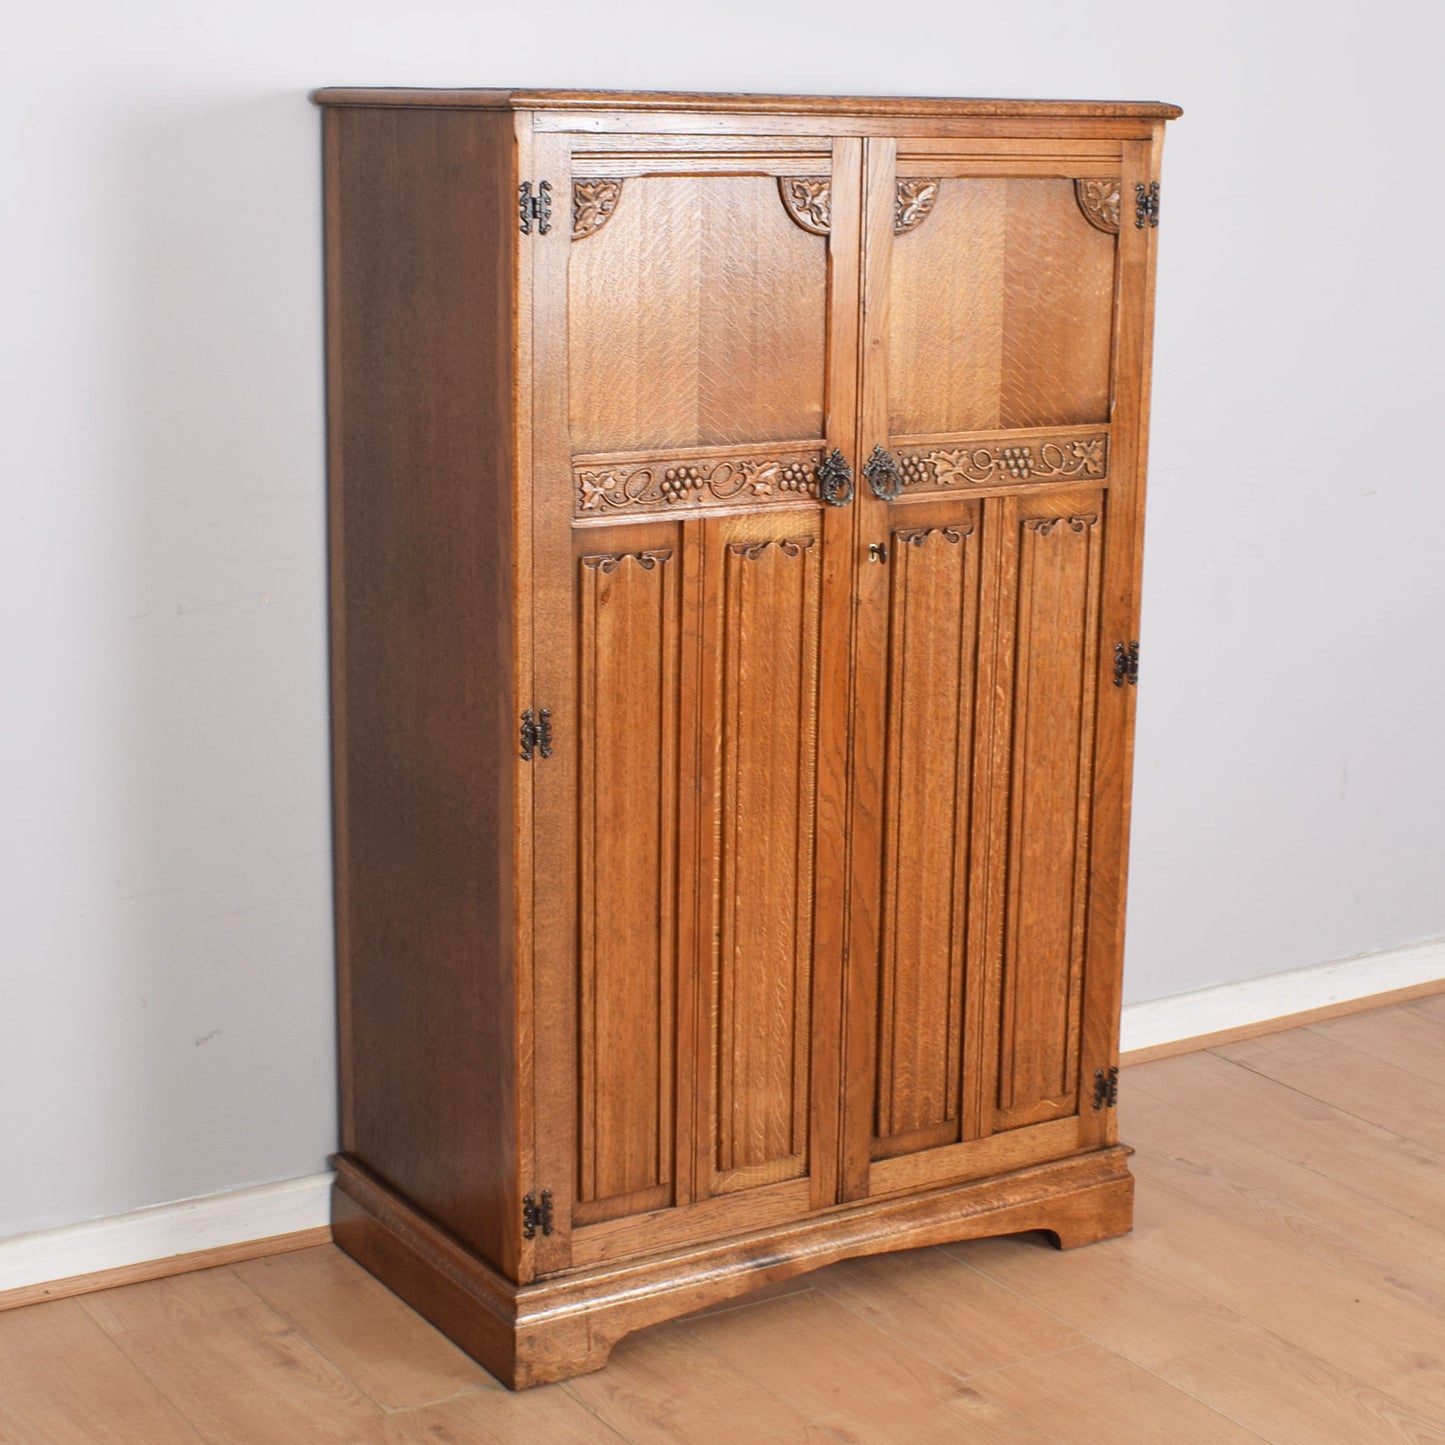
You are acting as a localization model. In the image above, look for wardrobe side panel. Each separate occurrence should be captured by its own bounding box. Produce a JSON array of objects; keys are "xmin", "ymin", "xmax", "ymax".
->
[{"xmin": 326, "ymin": 105, "xmax": 520, "ymax": 1275}]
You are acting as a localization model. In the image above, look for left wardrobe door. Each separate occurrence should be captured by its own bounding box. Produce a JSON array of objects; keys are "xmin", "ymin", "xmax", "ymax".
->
[{"xmin": 525, "ymin": 134, "xmax": 863, "ymax": 1275}]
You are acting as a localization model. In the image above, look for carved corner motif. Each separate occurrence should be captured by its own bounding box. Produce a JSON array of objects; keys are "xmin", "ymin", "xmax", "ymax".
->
[
  {"xmin": 779, "ymin": 177, "xmax": 831, "ymax": 235},
  {"xmin": 894, "ymin": 179, "xmax": 940, "ymax": 235},
  {"xmin": 573, "ymin": 180, "xmax": 624, "ymax": 241},
  {"xmin": 576, "ymin": 453, "xmax": 822, "ymax": 515},
  {"xmin": 1074, "ymin": 179, "xmax": 1122, "ymax": 234},
  {"xmin": 898, "ymin": 435, "xmax": 1108, "ymax": 491}
]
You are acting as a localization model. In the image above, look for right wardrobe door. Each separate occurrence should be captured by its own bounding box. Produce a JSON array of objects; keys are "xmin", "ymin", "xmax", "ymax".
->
[{"xmin": 842, "ymin": 136, "xmax": 1157, "ymax": 1204}]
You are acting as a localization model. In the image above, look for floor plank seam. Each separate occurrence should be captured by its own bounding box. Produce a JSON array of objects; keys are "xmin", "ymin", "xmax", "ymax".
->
[
  {"xmin": 221, "ymin": 1263, "xmax": 417, "ymax": 1420},
  {"xmin": 558, "ymin": 1378, "xmax": 643, "ymax": 1444},
  {"xmin": 1202, "ymin": 1048, "xmax": 1444, "ymax": 1152}
]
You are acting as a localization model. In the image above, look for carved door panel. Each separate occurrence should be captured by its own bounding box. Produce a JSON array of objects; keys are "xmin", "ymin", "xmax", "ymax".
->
[
  {"xmin": 529, "ymin": 137, "xmax": 860, "ymax": 1271},
  {"xmin": 842, "ymin": 140, "xmax": 1138, "ymax": 1202}
]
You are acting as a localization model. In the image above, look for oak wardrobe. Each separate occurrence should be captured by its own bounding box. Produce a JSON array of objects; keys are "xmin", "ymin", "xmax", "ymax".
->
[{"xmin": 313, "ymin": 87, "xmax": 1179, "ymax": 1388}]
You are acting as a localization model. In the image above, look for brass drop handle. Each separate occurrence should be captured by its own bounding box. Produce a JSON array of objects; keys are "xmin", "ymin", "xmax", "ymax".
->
[
  {"xmin": 868, "ymin": 543, "xmax": 888, "ymax": 564},
  {"xmin": 818, "ymin": 448, "xmax": 855, "ymax": 507},
  {"xmin": 863, "ymin": 445, "xmax": 903, "ymax": 502}
]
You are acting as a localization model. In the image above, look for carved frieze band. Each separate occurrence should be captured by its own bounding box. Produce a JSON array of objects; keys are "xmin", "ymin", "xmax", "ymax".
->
[
  {"xmin": 894, "ymin": 433, "xmax": 1108, "ymax": 493},
  {"xmin": 576, "ymin": 450, "xmax": 824, "ymax": 515},
  {"xmin": 580, "ymin": 549, "xmax": 673, "ymax": 573},
  {"xmin": 572, "ymin": 180, "xmax": 624, "ymax": 240},
  {"xmin": 777, "ymin": 178, "xmax": 943, "ymax": 236},
  {"xmin": 1074, "ymin": 179, "xmax": 1122, "ymax": 234}
]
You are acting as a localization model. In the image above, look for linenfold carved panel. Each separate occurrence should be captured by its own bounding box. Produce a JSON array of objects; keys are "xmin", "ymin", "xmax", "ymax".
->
[
  {"xmin": 873, "ymin": 505, "xmax": 981, "ymax": 1150},
  {"xmin": 1073, "ymin": 179, "xmax": 1122, "ymax": 234},
  {"xmin": 995, "ymin": 506, "xmax": 1104, "ymax": 1127},
  {"xmin": 573, "ymin": 180, "xmax": 624, "ymax": 240},
  {"xmin": 777, "ymin": 178, "xmax": 943, "ymax": 235},
  {"xmin": 895, "ymin": 434, "xmax": 1108, "ymax": 492},
  {"xmin": 576, "ymin": 542, "xmax": 679, "ymax": 1214},
  {"xmin": 576, "ymin": 451, "xmax": 824, "ymax": 515},
  {"xmin": 710, "ymin": 528, "xmax": 821, "ymax": 1183}
]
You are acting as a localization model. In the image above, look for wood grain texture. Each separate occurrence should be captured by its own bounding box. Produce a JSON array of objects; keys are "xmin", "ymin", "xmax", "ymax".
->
[
  {"xmin": 705, "ymin": 524, "xmax": 823, "ymax": 1189},
  {"xmin": 873, "ymin": 513, "xmax": 982, "ymax": 1152},
  {"xmin": 232, "ymin": 1245, "xmax": 480, "ymax": 1412},
  {"xmin": 332, "ymin": 1144, "xmax": 1132, "ymax": 1387},
  {"xmin": 17, "ymin": 1005, "xmax": 1445, "ymax": 1442},
  {"xmin": 888, "ymin": 178, "xmax": 1114, "ymax": 435},
  {"xmin": 993, "ymin": 494, "xmax": 1106, "ymax": 1127},
  {"xmin": 575, "ymin": 536, "xmax": 681, "ymax": 1221},
  {"xmin": 79, "ymin": 1268, "xmax": 382, "ymax": 1442},
  {"xmin": 325, "ymin": 105, "xmax": 519, "ymax": 1277},
  {"xmin": 568, "ymin": 173, "xmax": 827, "ymax": 453},
  {"xmin": 0, "ymin": 1298, "xmax": 202, "ymax": 1444}
]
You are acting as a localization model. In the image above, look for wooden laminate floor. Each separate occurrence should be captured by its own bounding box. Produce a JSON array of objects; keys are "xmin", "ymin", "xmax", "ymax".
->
[{"xmin": 5, "ymin": 995, "xmax": 1445, "ymax": 1443}]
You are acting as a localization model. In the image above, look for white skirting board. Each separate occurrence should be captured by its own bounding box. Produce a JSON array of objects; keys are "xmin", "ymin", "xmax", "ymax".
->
[
  {"xmin": 0, "ymin": 1172, "xmax": 334, "ymax": 1296},
  {"xmin": 4, "ymin": 937, "xmax": 1443, "ymax": 1298},
  {"xmin": 1120, "ymin": 935, "xmax": 1445, "ymax": 1054}
]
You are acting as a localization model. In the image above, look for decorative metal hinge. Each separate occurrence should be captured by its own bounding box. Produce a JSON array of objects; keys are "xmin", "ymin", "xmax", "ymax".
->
[
  {"xmin": 1134, "ymin": 181, "xmax": 1160, "ymax": 228},
  {"xmin": 1112, "ymin": 640, "xmax": 1140, "ymax": 687},
  {"xmin": 519, "ymin": 707, "xmax": 553, "ymax": 761},
  {"xmin": 1092, "ymin": 1066, "xmax": 1120, "ymax": 1110},
  {"xmin": 522, "ymin": 1189, "xmax": 554, "ymax": 1239},
  {"xmin": 519, "ymin": 180, "xmax": 553, "ymax": 235}
]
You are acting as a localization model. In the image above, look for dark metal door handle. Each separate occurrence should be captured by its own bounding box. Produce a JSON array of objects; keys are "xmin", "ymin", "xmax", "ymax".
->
[
  {"xmin": 818, "ymin": 448, "xmax": 855, "ymax": 507},
  {"xmin": 864, "ymin": 445, "xmax": 903, "ymax": 502}
]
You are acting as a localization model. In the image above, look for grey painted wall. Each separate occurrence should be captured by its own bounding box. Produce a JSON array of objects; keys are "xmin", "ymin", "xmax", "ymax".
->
[{"xmin": 3, "ymin": 0, "xmax": 1442, "ymax": 1238}]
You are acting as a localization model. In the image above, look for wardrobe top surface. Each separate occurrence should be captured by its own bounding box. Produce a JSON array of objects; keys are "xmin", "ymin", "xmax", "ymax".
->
[{"xmin": 310, "ymin": 88, "xmax": 1182, "ymax": 120}]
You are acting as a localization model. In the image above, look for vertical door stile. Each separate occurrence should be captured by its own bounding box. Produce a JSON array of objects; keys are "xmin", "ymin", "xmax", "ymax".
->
[
  {"xmin": 965, "ymin": 490, "xmax": 1010, "ymax": 1145},
  {"xmin": 674, "ymin": 520, "xmax": 704, "ymax": 1210},
  {"xmin": 1076, "ymin": 135, "xmax": 1160, "ymax": 1148},
  {"xmin": 810, "ymin": 135, "xmax": 863, "ymax": 1213},
  {"xmin": 526, "ymin": 127, "xmax": 577, "ymax": 1278},
  {"xmin": 840, "ymin": 138, "xmax": 897, "ymax": 1202}
]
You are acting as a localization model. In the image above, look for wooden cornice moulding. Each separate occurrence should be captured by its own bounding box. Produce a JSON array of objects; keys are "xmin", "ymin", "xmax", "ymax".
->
[{"xmin": 310, "ymin": 88, "xmax": 1183, "ymax": 120}]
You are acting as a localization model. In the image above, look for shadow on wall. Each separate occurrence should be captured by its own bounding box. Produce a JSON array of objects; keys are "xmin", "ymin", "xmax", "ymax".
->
[{"xmin": 34, "ymin": 90, "xmax": 339, "ymax": 1235}]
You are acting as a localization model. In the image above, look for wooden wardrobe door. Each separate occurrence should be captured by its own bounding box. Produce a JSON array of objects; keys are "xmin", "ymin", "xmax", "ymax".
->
[
  {"xmin": 843, "ymin": 139, "xmax": 1142, "ymax": 1202},
  {"xmin": 529, "ymin": 136, "xmax": 861, "ymax": 1269}
]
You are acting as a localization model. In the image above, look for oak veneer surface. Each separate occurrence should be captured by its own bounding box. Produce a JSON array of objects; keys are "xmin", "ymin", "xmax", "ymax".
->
[
  {"xmin": 4, "ymin": 1001, "xmax": 1443, "ymax": 1442},
  {"xmin": 324, "ymin": 103, "xmax": 520, "ymax": 1276},
  {"xmin": 320, "ymin": 88, "xmax": 1177, "ymax": 1387}
]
